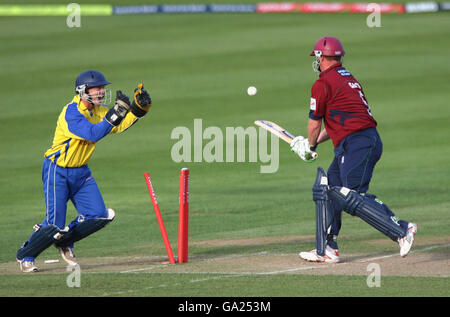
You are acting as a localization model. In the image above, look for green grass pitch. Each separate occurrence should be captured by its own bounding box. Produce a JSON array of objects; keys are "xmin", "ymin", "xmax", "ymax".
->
[{"xmin": 0, "ymin": 1, "xmax": 449, "ymax": 298}]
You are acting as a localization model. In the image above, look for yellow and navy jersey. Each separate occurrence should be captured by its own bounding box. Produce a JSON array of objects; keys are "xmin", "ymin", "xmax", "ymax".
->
[{"xmin": 44, "ymin": 95, "xmax": 139, "ymax": 167}]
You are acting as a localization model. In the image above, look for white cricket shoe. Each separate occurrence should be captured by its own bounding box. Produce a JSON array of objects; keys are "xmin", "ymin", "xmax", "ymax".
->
[
  {"xmin": 57, "ymin": 246, "xmax": 78, "ymax": 266},
  {"xmin": 17, "ymin": 259, "xmax": 38, "ymax": 273},
  {"xmin": 398, "ymin": 223, "xmax": 417, "ymax": 257},
  {"xmin": 299, "ymin": 245, "xmax": 340, "ymax": 264}
]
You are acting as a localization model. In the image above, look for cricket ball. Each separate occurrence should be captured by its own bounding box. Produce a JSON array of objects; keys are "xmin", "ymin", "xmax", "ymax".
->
[{"xmin": 247, "ymin": 86, "xmax": 257, "ymax": 96}]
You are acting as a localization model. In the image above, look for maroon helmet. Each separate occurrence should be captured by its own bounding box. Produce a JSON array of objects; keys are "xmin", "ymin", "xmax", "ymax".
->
[
  {"xmin": 310, "ymin": 36, "xmax": 345, "ymax": 73},
  {"xmin": 310, "ymin": 36, "xmax": 345, "ymax": 57}
]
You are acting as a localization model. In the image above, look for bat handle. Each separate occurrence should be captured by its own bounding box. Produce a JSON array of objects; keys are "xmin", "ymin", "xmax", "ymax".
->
[{"xmin": 305, "ymin": 151, "xmax": 318, "ymax": 161}]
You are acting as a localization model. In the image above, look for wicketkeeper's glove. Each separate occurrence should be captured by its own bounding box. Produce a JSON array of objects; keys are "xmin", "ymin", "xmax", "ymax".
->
[
  {"xmin": 130, "ymin": 83, "xmax": 152, "ymax": 118},
  {"xmin": 290, "ymin": 136, "xmax": 318, "ymax": 162},
  {"xmin": 105, "ymin": 90, "xmax": 131, "ymax": 126}
]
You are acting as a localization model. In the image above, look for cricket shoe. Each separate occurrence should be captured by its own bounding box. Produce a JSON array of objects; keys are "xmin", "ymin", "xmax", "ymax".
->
[
  {"xmin": 299, "ymin": 245, "xmax": 340, "ymax": 264},
  {"xmin": 17, "ymin": 259, "xmax": 38, "ymax": 273},
  {"xmin": 398, "ymin": 223, "xmax": 417, "ymax": 257},
  {"xmin": 56, "ymin": 246, "xmax": 78, "ymax": 266}
]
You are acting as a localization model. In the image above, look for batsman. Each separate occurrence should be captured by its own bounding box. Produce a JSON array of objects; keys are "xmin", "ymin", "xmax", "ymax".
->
[
  {"xmin": 290, "ymin": 37, "xmax": 417, "ymax": 263},
  {"xmin": 16, "ymin": 70, "xmax": 152, "ymax": 272}
]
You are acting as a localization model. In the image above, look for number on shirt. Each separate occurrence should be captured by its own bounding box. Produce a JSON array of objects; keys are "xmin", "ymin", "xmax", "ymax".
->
[{"xmin": 349, "ymin": 82, "xmax": 373, "ymax": 117}]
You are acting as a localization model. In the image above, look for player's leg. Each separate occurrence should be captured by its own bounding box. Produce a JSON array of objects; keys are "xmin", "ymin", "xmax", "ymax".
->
[
  {"xmin": 362, "ymin": 193, "xmax": 407, "ymax": 229},
  {"xmin": 329, "ymin": 187, "xmax": 407, "ymax": 240},
  {"xmin": 336, "ymin": 129, "xmax": 416, "ymax": 255},
  {"xmin": 41, "ymin": 159, "xmax": 70, "ymax": 229},
  {"xmin": 327, "ymin": 156, "xmax": 343, "ymax": 251},
  {"xmin": 324, "ymin": 128, "xmax": 377, "ymax": 251},
  {"xmin": 301, "ymin": 129, "xmax": 417, "ymax": 260},
  {"xmin": 16, "ymin": 159, "xmax": 69, "ymax": 272},
  {"xmin": 338, "ymin": 128, "xmax": 382, "ymax": 194},
  {"xmin": 312, "ymin": 167, "xmax": 334, "ymax": 256},
  {"xmin": 359, "ymin": 193, "xmax": 416, "ymax": 256},
  {"xmin": 329, "ymin": 128, "xmax": 381, "ymax": 245},
  {"xmin": 54, "ymin": 167, "xmax": 115, "ymax": 263},
  {"xmin": 16, "ymin": 224, "xmax": 61, "ymax": 272},
  {"xmin": 299, "ymin": 167, "xmax": 340, "ymax": 263}
]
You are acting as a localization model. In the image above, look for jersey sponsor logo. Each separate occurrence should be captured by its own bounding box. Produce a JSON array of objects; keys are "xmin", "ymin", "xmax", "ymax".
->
[
  {"xmin": 310, "ymin": 97, "xmax": 317, "ymax": 110},
  {"xmin": 336, "ymin": 67, "xmax": 351, "ymax": 77}
]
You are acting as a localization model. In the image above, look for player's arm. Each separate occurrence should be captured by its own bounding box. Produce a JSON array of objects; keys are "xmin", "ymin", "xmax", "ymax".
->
[
  {"xmin": 307, "ymin": 80, "xmax": 329, "ymax": 150},
  {"xmin": 308, "ymin": 121, "xmax": 330, "ymax": 149},
  {"xmin": 307, "ymin": 118, "xmax": 322, "ymax": 150},
  {"xmin": 317, "ymin": 128, "xmax": 330, "ymax": 144},
  {"xmin": 290, "ymin": 80, "xmax": 328, "ymax": 160},
  {"xmin": 65, "ymin": 104, "xmax": 113, "ymax": 142},
  {"xmin": 65, "ymin": 91, "xmax": 131, "ymax": 142},
  {"xmin": 110, "ymin": 112, "xmax": 139, "ymax": 134}
]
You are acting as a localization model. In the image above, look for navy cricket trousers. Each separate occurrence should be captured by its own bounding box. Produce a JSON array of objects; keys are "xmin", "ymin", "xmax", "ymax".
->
[{"xmin": 327, "ymin": 128, "xmax": 383, "ymax": 247}]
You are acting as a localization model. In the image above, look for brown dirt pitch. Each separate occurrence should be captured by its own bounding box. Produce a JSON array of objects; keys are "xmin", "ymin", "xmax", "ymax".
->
[{"xmin": 2, "ymin": 236, "xmax": 448, "ymax": 278}]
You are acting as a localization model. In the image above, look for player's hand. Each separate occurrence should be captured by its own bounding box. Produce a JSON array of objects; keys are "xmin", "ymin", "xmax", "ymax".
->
[
  {"xmin": 115, "ymin": 90, "xmax": 131, "ymax": 110},
  {"xmin": 130, "ymin": 83, "xmax": 152, "ymax": 118},
  {"xmin": 105, "ymin": 90, "xmax": 131, "ymax": 126},
  {"xmin": 290, "ymin": 136, "xmax": 318, "ymax": 162}
]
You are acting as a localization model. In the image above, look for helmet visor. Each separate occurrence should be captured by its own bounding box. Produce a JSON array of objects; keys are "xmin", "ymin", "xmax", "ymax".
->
[
  {"xmin": 82, "ymin": 87, "xmax": 112, "ymax": 106},
  {"xmin": 312, "ymin": 50, "xmax": 322, "ymax": 74}
]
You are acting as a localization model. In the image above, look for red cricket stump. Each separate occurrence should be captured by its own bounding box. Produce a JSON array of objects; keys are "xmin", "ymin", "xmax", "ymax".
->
[
  {"xmin": 178, "ymin": 168, "xmax": 190, "ymax": 263},
  {"xmin": 144, "ymin": 172, "xmax": 176, "ymax": 264}
]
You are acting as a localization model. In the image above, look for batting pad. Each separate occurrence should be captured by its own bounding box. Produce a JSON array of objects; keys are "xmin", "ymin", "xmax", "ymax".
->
[
  {"xmin": 16, "ymin": 225, "xmax": 61, "ymax": 260},
  {"xmin": 313, "ymin": 167, "xmax": 334, "ymax": 256},
  {"xmin": 55, "ymin": 209, "xmax": 115, "ymax": 247},
  {"xmin": 329, "ymin": 187, "xmax": 406, "ymax": 241}
]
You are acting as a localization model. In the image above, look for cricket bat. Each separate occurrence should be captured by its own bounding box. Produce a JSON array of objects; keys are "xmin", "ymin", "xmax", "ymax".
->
[{"xmin": 254, "ymin": 119, "xmax": 318, "ymax": 160}]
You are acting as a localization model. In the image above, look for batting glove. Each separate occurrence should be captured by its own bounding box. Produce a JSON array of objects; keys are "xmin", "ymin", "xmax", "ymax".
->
[{"xmin": 290, "ymin": 136, "xmax": 318, "ymax": 162}]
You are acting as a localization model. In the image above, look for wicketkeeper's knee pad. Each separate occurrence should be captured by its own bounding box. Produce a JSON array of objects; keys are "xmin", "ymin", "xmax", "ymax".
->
[
  {"xmin": 55, "ymin": 208, "xmax": 115, "ymax": 248},
  {"xmin": 312, "ymin": 167, "xmax": 334, "ymax": 256},
  {"xmin": 328, "ymin": 187, "xmax": 406, "ymax": 241},
  {"xmin": 17, "ymin": 224, "xmax": 61, "ymax": 260}
]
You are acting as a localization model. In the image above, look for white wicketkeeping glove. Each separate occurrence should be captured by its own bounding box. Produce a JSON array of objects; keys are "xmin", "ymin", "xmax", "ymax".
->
[{"xmin": 290, "ymin": 136, "xmax": 318, "ymax": 162}]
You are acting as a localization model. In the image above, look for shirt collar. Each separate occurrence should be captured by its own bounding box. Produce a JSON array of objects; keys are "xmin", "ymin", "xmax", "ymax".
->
[
  {"xmin": 319, "ymin": 62, "xmax": 342, "ymax": 78},
  {"xmin": 72, "ymin": 95, "xmax": 90, "ymax": 112}
]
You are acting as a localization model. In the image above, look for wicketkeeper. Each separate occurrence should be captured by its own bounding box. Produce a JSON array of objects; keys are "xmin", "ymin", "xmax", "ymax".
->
[
  {"xmin": 290, "ymin": 37, "xmax": 417, "ymax": 263},
  {"xmin": 16, "ymin": 70, "xmax": 152, "ymax": 272}
]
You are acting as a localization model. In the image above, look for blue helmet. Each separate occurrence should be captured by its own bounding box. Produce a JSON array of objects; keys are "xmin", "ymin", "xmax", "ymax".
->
[{"xmin": 75, "ymin": 70, "xmax": 111, "ymax": 94}]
